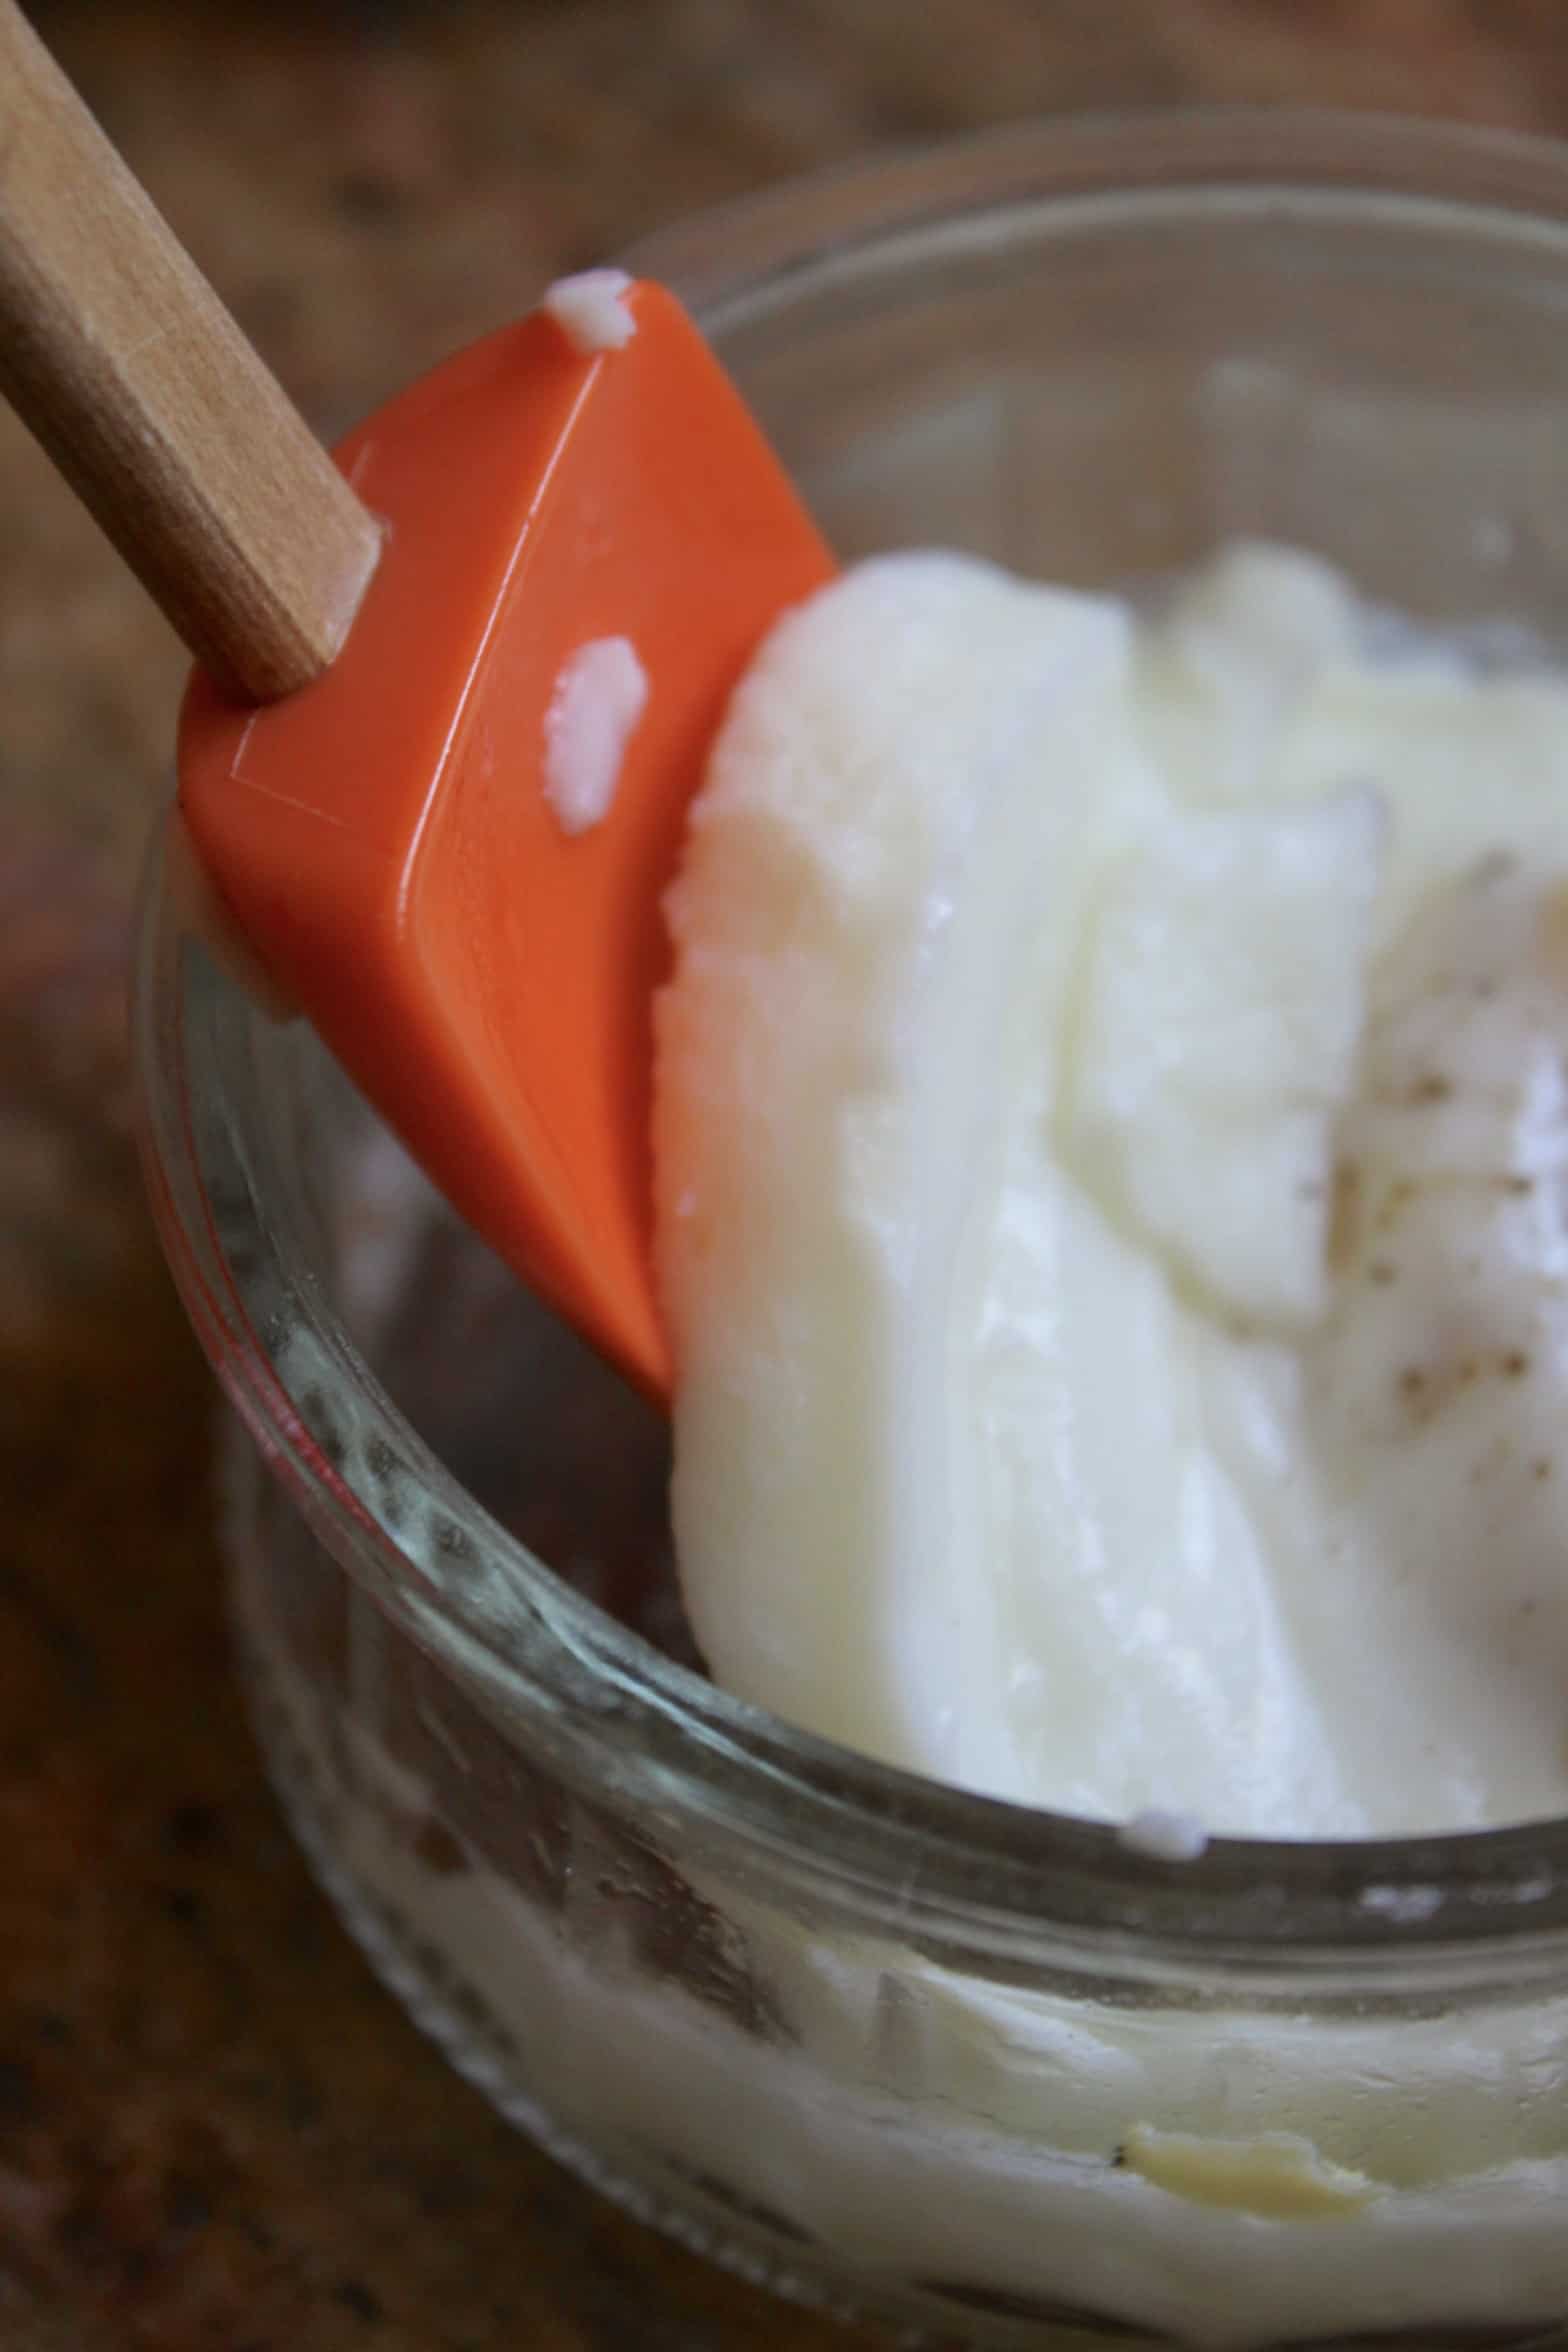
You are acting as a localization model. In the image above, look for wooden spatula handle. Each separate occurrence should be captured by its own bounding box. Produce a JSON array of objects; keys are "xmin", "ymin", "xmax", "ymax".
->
[{"xmin": 0, "ymin": 0, "xmax": 381, "ymax": 702}]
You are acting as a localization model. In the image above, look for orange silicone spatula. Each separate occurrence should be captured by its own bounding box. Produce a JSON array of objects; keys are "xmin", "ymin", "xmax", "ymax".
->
[{"xmin": 0, "ymin": 1, "xmax": 835, "ymax": 1402}]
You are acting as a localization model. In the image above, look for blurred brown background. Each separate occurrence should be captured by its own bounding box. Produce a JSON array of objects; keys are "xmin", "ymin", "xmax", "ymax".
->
[{"xmin": 3, "ymin": 5, "xmax": 1567, "ymax": 2347}]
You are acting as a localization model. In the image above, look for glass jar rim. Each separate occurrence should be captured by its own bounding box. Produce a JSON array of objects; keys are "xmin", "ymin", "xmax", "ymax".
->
[{"xmin": 138, "ymin": 107, "xmax": 1568, "ymax": 1990}]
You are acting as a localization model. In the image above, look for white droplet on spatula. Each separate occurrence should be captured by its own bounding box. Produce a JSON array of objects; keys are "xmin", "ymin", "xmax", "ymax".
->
[
  {"xmin": 542, "ymin": 636, "xmax": 649, "ymax": 835},
  {"xmin": 542, "ymin": 268, "xmax": 637, "ymax": 354}
]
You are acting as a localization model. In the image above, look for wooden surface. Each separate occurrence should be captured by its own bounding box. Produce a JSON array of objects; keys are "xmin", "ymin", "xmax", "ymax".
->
[
  {"xmin": 4, "ymin": 3, "xmax": 1568, "ymax": 2347},
  {"xmin": 0, "ymin": 0, "xmax": 380, "ymax": 702}
]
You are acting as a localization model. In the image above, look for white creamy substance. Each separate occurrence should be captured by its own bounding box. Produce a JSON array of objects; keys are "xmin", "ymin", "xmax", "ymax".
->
[
  {"xmin": 248, "ymin": 544, "xmax": 1568, "ymax": 2352},
  {"xmin": 543, "ymin": 635, "xmax": 649, "ymax": 835},
  {"xmin": 541, "ymin": 267, "xmax": 637, "ymax": 354},
  {"xmin": 655, "ymin": 541, "xmax": 1568, "ymax": 1840}
]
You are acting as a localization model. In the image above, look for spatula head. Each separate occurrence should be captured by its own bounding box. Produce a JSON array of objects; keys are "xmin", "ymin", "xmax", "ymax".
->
[{"xmin": 179, "ymin": 282, "xmax": 834, "ymax": 1400}]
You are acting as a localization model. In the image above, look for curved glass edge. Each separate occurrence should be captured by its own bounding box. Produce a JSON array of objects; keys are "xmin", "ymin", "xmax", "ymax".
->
[
  {"xmin": 130, "ymin": 115, "xmax": 1568, "ymax": 1983},
  {"xmin": 624, "ymin": 107, "xmax": 1568, "ymax": 322}
]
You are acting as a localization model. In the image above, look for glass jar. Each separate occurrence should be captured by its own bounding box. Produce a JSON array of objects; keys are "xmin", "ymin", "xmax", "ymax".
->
[{"xmin": 135, "ymin": 115, "xmax": 1568, "ymax": 2352}]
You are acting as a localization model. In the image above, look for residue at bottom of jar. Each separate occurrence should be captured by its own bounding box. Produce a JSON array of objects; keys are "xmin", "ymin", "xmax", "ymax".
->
[{"xmin": 241, "ymin": 1588, "xmax": 1568, "ymax": 2352}]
